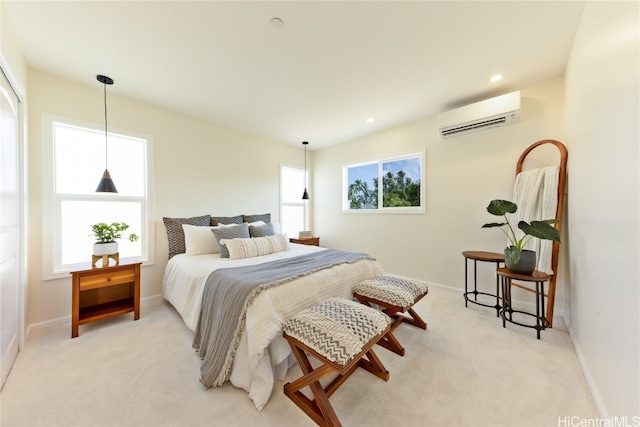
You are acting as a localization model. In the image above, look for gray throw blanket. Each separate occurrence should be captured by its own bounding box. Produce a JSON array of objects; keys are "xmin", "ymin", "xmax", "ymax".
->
[{"xmin": 192, "ymin": 249, "xmax": 374, "ymax": 388}]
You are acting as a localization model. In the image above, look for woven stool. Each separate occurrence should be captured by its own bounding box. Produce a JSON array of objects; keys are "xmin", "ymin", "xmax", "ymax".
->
[
  {"xmin": 282, "ymin": 297, "xmax": 391, "ymax": 427},
  {"xmin": 353, "ymin": 275, "xmax": 429, "ymax": 356}
]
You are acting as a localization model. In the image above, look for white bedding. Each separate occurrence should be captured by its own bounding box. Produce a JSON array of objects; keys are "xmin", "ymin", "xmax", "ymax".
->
[{"xmin": 161, "ymin": 243, "xmax": 385, "ymax": 410}]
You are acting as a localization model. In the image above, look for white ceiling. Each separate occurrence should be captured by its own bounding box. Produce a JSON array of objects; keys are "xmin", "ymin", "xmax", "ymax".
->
[{"xmin": 5, "ymin": 1, "xmax": 585, "ymax": 149}]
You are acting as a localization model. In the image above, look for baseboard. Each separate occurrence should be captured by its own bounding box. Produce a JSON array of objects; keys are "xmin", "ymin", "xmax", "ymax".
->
[
  {"xmin": 566, "ymin": 322, "xmax": 608, "ymax": 419},
  {"xmin": 25, "ymin": 294, "xmax": 164, "ymax": 339}
]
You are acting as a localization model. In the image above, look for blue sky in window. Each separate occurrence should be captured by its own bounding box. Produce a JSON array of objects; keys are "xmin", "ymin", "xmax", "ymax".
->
[
  {"xmin": 348, "ymin": 157, "xmax": 422, "ymax": 186},
  {"xmin": 383, "ymin": 158, "xmax": 421, "ymax": 182},
  {"xmin": 348, "ymin": 163, "xmax": 377, "ymax": 186}
]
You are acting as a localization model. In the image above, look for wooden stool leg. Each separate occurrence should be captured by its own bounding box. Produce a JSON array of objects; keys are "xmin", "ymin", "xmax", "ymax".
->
[
  {"xmin": 283, "ymin": 325, "xmax": 390, "ymax": 427},
  {"xmin": 358, "ymin": 349, "xmax": 390, "ymax": 380},
  {"xmin": 400, "ymin": 308, "xmax": 427, "ymax": 330},
  {"xmin": 355, "ymin": 294, "xmax": 427, "ymax": 355},
  {"xmin": 285, "ymin": 342, "xmax": 342, "ymax": 427},
  {"xmin": 375, "ymin": 329, "xmax": 405, "ymax": 356},
  {"xmin": 386, "ymin": 295, "xmax": 427, "ymax": 330}
]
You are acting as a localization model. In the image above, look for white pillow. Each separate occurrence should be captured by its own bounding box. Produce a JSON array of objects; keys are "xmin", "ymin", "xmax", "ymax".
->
[
  {"xmin": 182, "ymin": 224, "xmax": 220, "ymax": 255},
  {"xmin": 220, "ymin": 234, "xmax": 290, "ymax": 260}
]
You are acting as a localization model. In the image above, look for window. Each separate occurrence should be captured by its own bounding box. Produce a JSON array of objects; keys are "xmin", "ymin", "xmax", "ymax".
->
[
  {"xmin": 342, "ymin": 151, "xmax": 425, "ymax": 212},
  {"xmin": 280, "ymin": 165, "xmax": 308, "ymax": 237},
  {"xmin": 43, "ymin": 115, "xmax": 154, "ymax": 278}
]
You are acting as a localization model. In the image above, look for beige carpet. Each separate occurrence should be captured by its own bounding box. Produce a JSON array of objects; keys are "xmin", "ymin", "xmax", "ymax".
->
[{"xmin": 0, "ymin": 284, "xmax": 597, "ymax": 427}]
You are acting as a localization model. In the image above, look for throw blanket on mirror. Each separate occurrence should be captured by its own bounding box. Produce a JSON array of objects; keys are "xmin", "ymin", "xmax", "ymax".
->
[
  {"xmin": 512, "ymin": 165, "xmax": 559, "ymax": 274},
  {"xmin": 192, "ymin": 249, "xmax": 375, "ymax": 388}
]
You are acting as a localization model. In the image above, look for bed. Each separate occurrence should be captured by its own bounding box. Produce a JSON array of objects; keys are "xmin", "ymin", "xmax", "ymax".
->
[{"xmin": 161, "ymin": 216, "xmax": 384, "ymax": 411}]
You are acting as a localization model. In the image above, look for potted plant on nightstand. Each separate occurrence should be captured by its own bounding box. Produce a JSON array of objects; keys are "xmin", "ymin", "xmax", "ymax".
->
[
  {"xmin": 482, "ymin": 199, "xmax": 560, "ymax": 275},
  {"xmin": 90, "ymin": 222, "xmax": 139, "ymax": 256}
]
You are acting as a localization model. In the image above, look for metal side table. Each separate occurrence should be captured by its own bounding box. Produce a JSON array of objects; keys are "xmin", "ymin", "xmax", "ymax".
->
[
  {"xmin": 497, "ymin": 268, "xmax": 551, "ymax": 339},
  {"xmin": 462, "ymin": 251, "xmax": 504, "ymax": 317}
]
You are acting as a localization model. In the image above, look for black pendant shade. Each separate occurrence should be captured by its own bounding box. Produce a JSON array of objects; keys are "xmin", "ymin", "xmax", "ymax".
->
[
  {"xmin": 96, "ymin": 169, "xmax": 118, "ymax": 193},
  {"xmin": 302, "ymin": 141, "xmax": 310, "ymax": 200},
  {"xmin": 95, "ymin": 74, "xmax": 117, "ymax": 193}
]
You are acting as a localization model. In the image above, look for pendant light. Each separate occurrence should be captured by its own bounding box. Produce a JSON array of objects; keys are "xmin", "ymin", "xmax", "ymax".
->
[
  {"xmin": 95, "ymin": 74, "xmax": 118, "ymax": 193},
  {"xmin": 302, "ymin": 141, "xmax": 310, "ymax": 200}
]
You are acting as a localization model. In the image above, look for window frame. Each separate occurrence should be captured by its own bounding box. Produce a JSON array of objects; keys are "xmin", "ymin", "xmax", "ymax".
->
[
  {"xmin": 42, "ymin": 113, "xmax": 155, "ymax": 280},
  {"xmin": 279, "ymin": 163, "xmax": 309, "ymax": 237},
  {"xmin": 342, "ymin": 150, "xmax": 425, "ymax": 213}
]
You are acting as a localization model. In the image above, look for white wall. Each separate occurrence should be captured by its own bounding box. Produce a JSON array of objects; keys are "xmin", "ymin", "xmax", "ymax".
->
[
  {"xmin": 25, "ymin": 70, "xmax": 305, "ymax": 327},
  {"xmin": 564, "ymin": 1, "xmax": 639, "ymax": 418},
  {"xmin": 313, "ymin": 78, "xmax": 567, "ymax": 309},
  {"xmin": 1, "ymin": 1, "xmax": 28, "ymax": 83}
]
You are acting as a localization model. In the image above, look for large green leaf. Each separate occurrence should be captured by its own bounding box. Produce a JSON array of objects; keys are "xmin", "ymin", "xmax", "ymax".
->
[
  {"xmin": 518, "ymin": 221, "xmax": 561, "ymax": 242},
  {"xmin": 486, "ymin": 199, "xmax": 517, "ymax": 216}
]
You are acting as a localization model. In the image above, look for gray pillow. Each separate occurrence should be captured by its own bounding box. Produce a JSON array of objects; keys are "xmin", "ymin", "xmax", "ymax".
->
[
  {"xmin": 243, "ymin": 213, "xmax": 271, "ymax": 223},
  {"xmin": 212, "ymin": 223, "xmax": 250, "ymax": 258},
  {"xmin": 211, "ymin": 215, "xmax": 243, "ymax": 226},
  {"xmin": 249, "ymin": 222, "xmax": 276, "ymax": 238},
  {"xmin": 163, "ymin": 215, "xmax": 211, "ymax": 259}
]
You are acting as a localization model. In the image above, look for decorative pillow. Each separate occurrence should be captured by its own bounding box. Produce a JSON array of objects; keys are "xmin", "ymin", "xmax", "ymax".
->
[
  {"xmin": 182, "ymin": 224, "xmax": 220, "ymax": 255},
  {"xmin": 249, "ymin": 222, "xmax": 276, "ymax": 238},
  {"xmin": 163, "ymin": 215, "xmax": 211, "ymax": 259},
  {"xmin": 221, "ymin": 234, "xmax": 290, "ymax": 260},
  {"xmin": 211, "ymin": 215, "xmax": 243, "ymax": 226},
  {"xmin": 212, "ymin": 223, "xmax": 250, "ymax": 258},
  {"xmin": 243, "ymin": 213, "xmax": 271, "ymax": 223}
]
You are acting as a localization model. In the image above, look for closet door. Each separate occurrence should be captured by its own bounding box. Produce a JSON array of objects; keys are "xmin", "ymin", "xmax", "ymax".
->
[{"xmin": 0, "ymin": 68, "xmax": 20, "ymax": 389}]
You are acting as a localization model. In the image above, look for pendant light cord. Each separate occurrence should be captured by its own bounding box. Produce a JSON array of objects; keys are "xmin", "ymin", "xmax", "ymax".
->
[
  {"xmin": 103, "ymin": 82, "xmax": 108, "ymax": 170},
  {"xmin": 301, "ymin": 141, "xmax": 310, "ymax": 199}
]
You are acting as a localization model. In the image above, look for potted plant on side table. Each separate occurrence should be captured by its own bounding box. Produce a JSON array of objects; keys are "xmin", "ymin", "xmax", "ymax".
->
[
  {"xmin": 482, "ymin": 199, "xmax": 560, "ymax": 275},
  {"xmin": 90, "ymin": 222, "xmax": 139, "ymax": 256}
]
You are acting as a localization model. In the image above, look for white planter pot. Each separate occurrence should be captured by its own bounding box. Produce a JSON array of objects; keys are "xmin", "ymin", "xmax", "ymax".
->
[{"xmin": 93, "ymin": 242, "xmax": 118, "ymax": 256}]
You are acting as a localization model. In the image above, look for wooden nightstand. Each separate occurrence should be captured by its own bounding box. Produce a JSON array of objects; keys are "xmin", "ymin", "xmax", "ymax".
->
[
  {"xmin": 70, "ymin": 257, "xmax": 141, "ymax": 338},
  {"xmin": 289, "ymin": 236, "xmax": 320, "ymax": 247}
]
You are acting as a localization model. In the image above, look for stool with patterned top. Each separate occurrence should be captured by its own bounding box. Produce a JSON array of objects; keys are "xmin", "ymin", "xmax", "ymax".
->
[
  {"xmin": 282, "ymin": 297, "xmax": 391, "ymax": 427},
  {"xmin": 353, "ymin": 275, "xmax": 429, "ymax": 356}
]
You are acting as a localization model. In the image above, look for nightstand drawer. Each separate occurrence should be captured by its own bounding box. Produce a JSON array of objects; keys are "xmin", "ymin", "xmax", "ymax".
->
[{"xmin": 79, "ymin": 269, "xmax": 135, "ymax": 291}]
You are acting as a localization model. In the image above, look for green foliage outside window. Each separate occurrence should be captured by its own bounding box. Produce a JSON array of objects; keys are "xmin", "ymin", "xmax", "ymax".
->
[
  {"xmin": 381, "ymin": 170, "xmax": 421, "ymax": 207},
  {"xmin": 348, "ymin": 170, "xmax": 420, "ymax": 209},
  {"xmin": 348, "ymin": 178, "xmax": 378, "ymax": 209}
]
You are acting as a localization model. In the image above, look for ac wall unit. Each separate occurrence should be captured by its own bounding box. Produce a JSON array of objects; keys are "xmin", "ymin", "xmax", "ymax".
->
[{"xmin": 438, "ymin": 90, "xmax": 521, "ymax": 138}]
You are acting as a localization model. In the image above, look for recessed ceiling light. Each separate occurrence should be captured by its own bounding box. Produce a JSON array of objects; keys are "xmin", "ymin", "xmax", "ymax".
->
[
  {"xmin": 490, "ymin": 74, "xmax": 503, "ymax": 82},
  {"xmin": 367, "ymin": 118, "xmax": 374, "ymax": 123},
  {"xmin": 270, "ymin": 17, "xmax": 284, "ymax": 29}
]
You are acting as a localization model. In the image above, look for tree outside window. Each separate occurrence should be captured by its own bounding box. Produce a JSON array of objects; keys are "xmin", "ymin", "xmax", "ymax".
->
[{"xmin": 343, "ymin": 152, "xmax": 424, "ymax": 212}]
